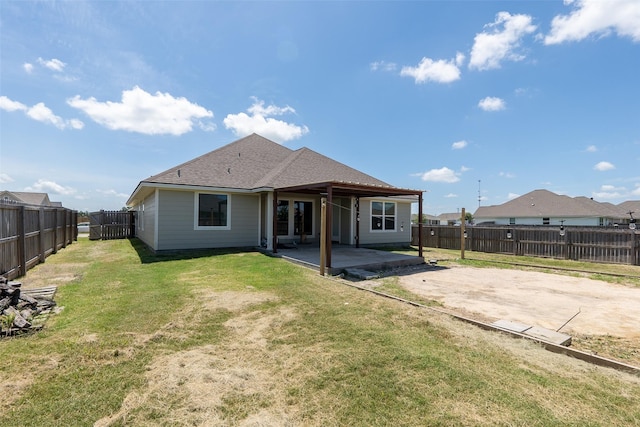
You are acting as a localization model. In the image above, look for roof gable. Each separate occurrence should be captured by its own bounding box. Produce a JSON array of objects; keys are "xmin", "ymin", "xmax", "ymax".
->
[
  {"xmin": 137, "ymin": 133, "xmax": 397, "ymax": 193},
  {"xmin": 144, "ymin": 133, "xmax": 294, "ymax": 189},
  {"xmin": 0, "ymin": 191, "xmax": 52, "ymax": 206},
  {"xmin": 256, "ymin": 147, "xmax": 391, "ymax": 189}
]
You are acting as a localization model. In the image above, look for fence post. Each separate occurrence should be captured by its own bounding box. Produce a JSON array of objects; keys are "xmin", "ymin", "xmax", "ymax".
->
[
  {"xmin": 52, "ymin": 208, "xmax": 58, "ymax": 253},
  {"xmin": 17, "ymin": 205, "xmax": 27, "ymax": 277},
  {"xmin": 39, "ymin": 207, "xmax": 46, "ymax": 263},
  {"xmin": 62, "ymin": 209, "xmax": 68, "ymax": 248}
]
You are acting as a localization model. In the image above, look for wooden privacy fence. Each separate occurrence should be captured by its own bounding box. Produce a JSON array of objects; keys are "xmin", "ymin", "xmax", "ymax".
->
[
  {"xmin": 412, "ymin": 225, "xmax": 640, "ymax": 266},
  {"xmin": 0, "ymin": 202, "xmax": 77, "ymax": 280},
  {"xmin": 89, "ymin": 210, "xmax": 135, "ymax": 240}
]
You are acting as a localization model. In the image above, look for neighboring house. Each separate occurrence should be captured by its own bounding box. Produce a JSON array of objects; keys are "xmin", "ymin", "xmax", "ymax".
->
[
  {"xmin": 126, "ymin": 134, "xmax": 424, "ymax": 256},
  {"xmin": 412, "ymin": 213, "xmax": 441, "ymax": 225},
  {"xmin": 438, "ymin": 212, "xmax": 463, "ymax": 225},
  {"xmin": 473, "ymin": 189, "xmax": 632, "ymax": 226},
  {"xmin": 0, "ymin": 191, "xmax": 62, "ymax": 207}
]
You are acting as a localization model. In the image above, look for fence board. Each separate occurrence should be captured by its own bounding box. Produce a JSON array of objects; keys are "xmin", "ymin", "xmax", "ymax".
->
[
  {"xmin": 0, "ymin": 202, "xmax": 77, "ymax": 280},
  {"xmin": 413, "ymin": 225, "xmax": 640, "ymax": 266},
  {"xmin": 89, "ymin": 210, "xmax": 135, "ymax": 240}
]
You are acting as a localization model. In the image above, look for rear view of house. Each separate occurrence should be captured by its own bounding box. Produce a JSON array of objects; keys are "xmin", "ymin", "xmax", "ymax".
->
[{"xmin": 127, "ymin": 134, "xmax": 424, "ymax": 257}]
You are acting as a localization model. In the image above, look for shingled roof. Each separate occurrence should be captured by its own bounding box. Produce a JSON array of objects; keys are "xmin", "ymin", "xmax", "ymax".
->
[
  {"xmin": 0, "ymin": 191, "xmax": 56, "ymax": 206},
  {"xmin": 474, "ymin": 189, "xmax": 629, "ymax": 219},
  {"xmin": 129, "ymin": 134, "xmax": 420, "ymax": 204}
]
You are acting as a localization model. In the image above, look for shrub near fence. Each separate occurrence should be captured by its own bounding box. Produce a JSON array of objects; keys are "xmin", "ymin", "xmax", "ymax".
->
[
  {"xmin": 412, "ymin": 225, "xmax": 640, "ymax": 266},
  {"xmin": 0, "ymin": 202, "xmax": 77, "ymax": 280}
]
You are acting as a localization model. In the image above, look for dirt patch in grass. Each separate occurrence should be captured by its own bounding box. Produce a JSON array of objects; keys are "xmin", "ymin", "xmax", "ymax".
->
[
  {"xmin": 396, "ymin": 265, "xmax": 640, "ymax": 366},
  {"xmin": 94, "ymin": 290, "xmax": 303, "ymax": 426}
]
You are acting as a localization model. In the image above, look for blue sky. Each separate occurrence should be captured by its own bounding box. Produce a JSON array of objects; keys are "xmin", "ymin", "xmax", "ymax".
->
[{"xmin": 1, "ymin": 1, "xmax": 639, "ymax": 215}]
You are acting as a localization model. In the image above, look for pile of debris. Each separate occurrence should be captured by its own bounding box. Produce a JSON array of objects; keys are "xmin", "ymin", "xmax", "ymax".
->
[{"xmin": 1, "ymin": 277, "xmax": 56, "ymax": 336}]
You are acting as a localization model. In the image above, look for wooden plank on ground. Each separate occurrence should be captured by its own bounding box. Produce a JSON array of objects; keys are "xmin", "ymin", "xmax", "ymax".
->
[{"xmin": 22, "ymin": 286, "xmax": 57, "ymax": 299}]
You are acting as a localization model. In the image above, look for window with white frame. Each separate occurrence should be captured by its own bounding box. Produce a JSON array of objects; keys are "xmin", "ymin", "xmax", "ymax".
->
[
  {"xmin": 371, "ymin": 201, "xmax": 396, "ymax": 231},
  {"xmin": 196, "ymin": 193, "xmax": 229, "ymax": 228}
]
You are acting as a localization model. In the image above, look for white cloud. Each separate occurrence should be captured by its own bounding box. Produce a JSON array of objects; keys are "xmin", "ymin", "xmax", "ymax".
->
[
  {"xmin": 370, "ymin": 61, "xmax": 397, "ymax": 72},
  {"xmin": 469, "ymin": 12, "xmax": 537, "ymax": 71},
  {"xmin": 68, "ymin": 86, "xmax": 214, "ymax": 136},
  {"xmin": 27, "ymin": 103, "xmax": 68, "ymax": 129},
  {"xmin": 478, "ymin": 96, "xmax": 506, "ymax": 111},
  {"xmin": 451, "ymin": 140, "xmax": 468, "ymax": 150},
  {"xmin": 37, "ymin": 57, "xmax": 66, "ymax": 72},
  {"xmin": 459, "ymin": 166, "xmax": 471, "ymax": 173},
  {"xmin": 631, "ymin": 184, "xmax": 640, "ymax": 196},
  {"xmin": 444, "ymin": 193, "xmax": 458, "ymax": 198},
  {"xmin": 586, "ymin": 145, "xmax": 598, "ymax": 152},
  {"xmin": 0, "ymin": 173, "xmax": 14, "ymax": 184},
  {"xmin": 545, "ymin": 0, "xmax": 640, "ymax": 45},
  {"xmin": 0, "ymin": 96, "xmax": 27, "ymax": 112},
  {"xmin": 416, "ymin": 167, "xmax": 460, "ymax": 183},
  {"xmin": 1, "ymin": 96, "xmax": 82, "ymax": 130},
  {"xmin": 499, "ymin": 172, "xmax": 516, "ymax": 178},
  {"xmin": 68, "ymin": 118, "xmax": 85, "ymax": 130},
  {"xmin": 223, "ymin": 97, "xmax": 309, "ymax": 143},
  {"xmin": 25, "ymin": 179, "xmax": 76, "ymax": 196},
  {"xmin": 400, "ymin": 53, "xmax": 464, "ymax": 84},
  {"xmin": 593, "ymin": 161, "xmax": 615, "ymax": 171},
  {"xmin": 23, "ymin": 63, "xmax": 34, "ymax": 74},
  {"xmin": 507, "ymin": 192, "xmax": 520, "ymax": 200}
]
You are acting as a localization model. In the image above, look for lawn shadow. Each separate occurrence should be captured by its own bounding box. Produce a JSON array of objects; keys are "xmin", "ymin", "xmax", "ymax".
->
[{"xmin": 128, "ymin": 238, "xmax": 255, "ymax": 264}]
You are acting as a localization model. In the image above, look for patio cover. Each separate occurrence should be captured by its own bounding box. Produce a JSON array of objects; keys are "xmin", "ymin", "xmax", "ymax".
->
[{"xmin": 273, "ymin": 181, "xmax": 424, "ymax": 272}]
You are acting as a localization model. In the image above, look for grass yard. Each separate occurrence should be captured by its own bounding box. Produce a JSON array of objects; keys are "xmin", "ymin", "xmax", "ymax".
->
[{"xmin": 1, "ymin": 238, "xmax": 639, "ymax": 426}]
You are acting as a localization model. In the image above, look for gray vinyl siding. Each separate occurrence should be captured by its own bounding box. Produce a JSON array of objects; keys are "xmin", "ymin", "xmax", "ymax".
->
[
  {"xmin": 136, "ymin": 191, "xmax": 157, "ymax": 250},
  {"xmin": 156, "ymin": 189, "xmax": 259, "ymax": 250},
  {"xmin": 358, "ymin": 199, "xmax": 413, "ymax": 246}
]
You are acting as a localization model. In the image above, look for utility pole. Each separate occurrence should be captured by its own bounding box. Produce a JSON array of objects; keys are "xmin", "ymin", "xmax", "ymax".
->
[{"xmin": 478, "ymin": 180, "xmax": 481, "ymax": 208}]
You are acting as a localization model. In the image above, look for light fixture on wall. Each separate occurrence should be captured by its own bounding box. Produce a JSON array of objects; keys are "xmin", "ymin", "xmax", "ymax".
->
[
  {"xmin": 630, "ymin": 211, "xmax": 636, "ymax": 230},
  {"xmin": 430, "ymin": 228, "xmax": 435, "ymax": 236},
  {"xmin": 559, "ymin": 220, "xmax": 565, "ymax": 237},
  {"xmin": 506, "ymin": 229, "xmax": 512, "ymax": 239},
  {"xmin": 401, "ymin": 221, "xmax": 404, "ymax": 232}
]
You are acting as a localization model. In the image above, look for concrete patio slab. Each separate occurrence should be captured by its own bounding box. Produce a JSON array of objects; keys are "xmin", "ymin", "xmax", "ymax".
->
[{"xmin": 273, "ymin": 245, "xmax": 424, "ymax": 275}]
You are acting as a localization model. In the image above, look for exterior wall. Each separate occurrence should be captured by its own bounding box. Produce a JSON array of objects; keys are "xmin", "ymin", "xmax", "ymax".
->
[
  {"xmin": 357, "ymin": 198, "xmax": 413, "ymax": 246},
  {"xmin": 135, "ymin": 191, "xmax": 157, "ymax": 250},
  {"xmin": 477, "ymin": 217, "xmax": 602, "ymax": 226},
  {"xmin": 156, "ymin": 189, "xmax": 260, "ymax": 250}
]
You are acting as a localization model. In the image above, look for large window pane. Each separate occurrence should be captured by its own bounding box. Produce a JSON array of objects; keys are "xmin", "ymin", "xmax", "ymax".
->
[
  {"xmin": 198, "ymin": 194, "xmax": 228, "ymax": 227},
  {"xmin": 277, "ymin": 200, "xmax": 289, "ymax": 236},
  {"xmin": 294, "ymin": 201, "xmax": 312, "ymax": 236},
  {"xmin": 372, "ymin": 202, "xmax": 383, "ymax": 216},
  {"xmin": 385, "ymin": 203, "xmax": 395, "ymax": 216},
  {"xmin": 385, "ymin": 217, "xmax": 395, "ymax": 230}
]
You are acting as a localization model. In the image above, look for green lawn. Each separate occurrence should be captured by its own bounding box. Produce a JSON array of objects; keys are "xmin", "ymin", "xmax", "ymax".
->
[{"xmin": 1, "ymin": 238, "xmax": 639, "ymax": 426}]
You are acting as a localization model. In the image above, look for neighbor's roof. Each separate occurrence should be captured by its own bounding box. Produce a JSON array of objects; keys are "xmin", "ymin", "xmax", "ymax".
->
[
  {"xmin": 0, "ymin": 191, "xmax": 53, "ymax": 206},
  {"xmin": 617, "ymin": 200, "xmax": 640, "ymax": 216},
  {"xmin": 128, "ymin": 134, "xmax": 421, "ymax": 204},
  {"xmin": 474, "ymin": 189, "xmax": 629, "ymax": 219}
]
